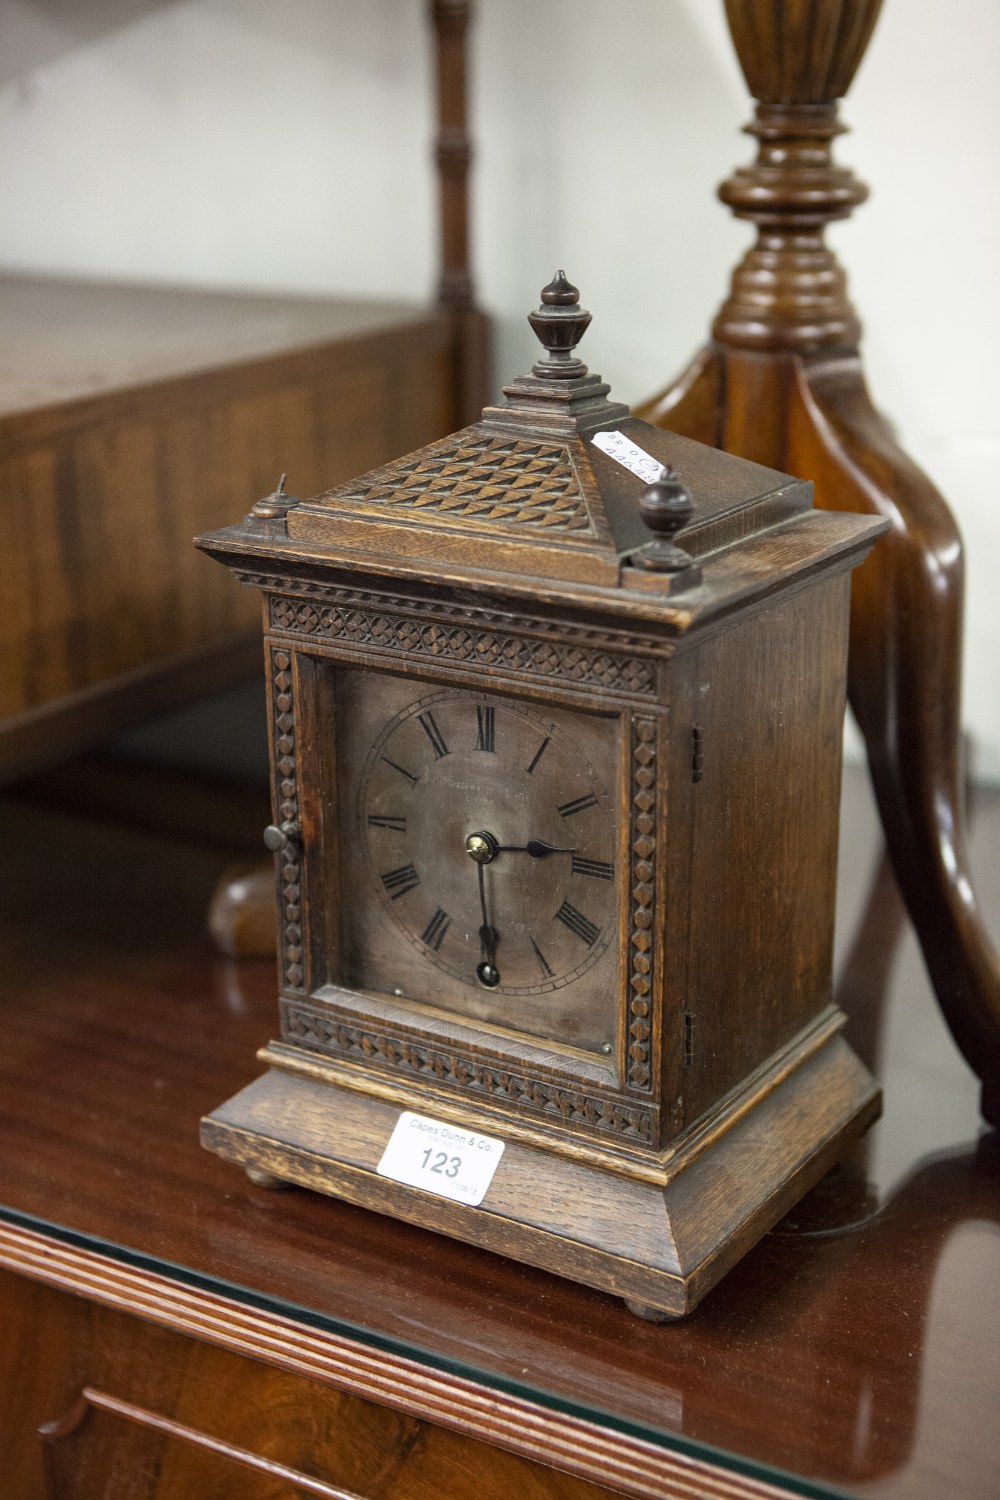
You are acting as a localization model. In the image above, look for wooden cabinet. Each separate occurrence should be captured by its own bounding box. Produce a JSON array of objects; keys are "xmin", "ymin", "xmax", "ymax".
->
[
  {"xmin": 4, "ymin": 1275, "xmax": 621, "ymax": 1500},
  {"xmin": 0, "ymin": 0, "xmax": 485, "ymax": 787},
  {"xmin": 0, "ymin": 275, "xmax": 486, "ymax": 781}
]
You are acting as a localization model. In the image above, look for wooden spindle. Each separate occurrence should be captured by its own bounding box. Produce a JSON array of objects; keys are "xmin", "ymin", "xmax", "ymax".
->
[{"xmin": 637, "ymin": 0, "xmax": 1000, "ymax": 1122}]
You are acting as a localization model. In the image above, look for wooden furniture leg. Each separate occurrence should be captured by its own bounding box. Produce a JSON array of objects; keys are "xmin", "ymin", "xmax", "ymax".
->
[
  {"xmin": 431, "ymin": 0, "xmax": 489, "ymax": 427},
  {"xmin": 637, "ymin": 0, "xmax": 1000, "ymax": 1123}
]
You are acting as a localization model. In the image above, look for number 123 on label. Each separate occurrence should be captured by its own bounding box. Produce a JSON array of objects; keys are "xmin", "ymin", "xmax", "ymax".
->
[{"xmin": 376, "ymin": 1111, "xmax": 505, "ymax": 1207}]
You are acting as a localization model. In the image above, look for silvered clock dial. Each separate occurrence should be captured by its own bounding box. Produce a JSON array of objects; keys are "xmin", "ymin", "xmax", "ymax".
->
[{"xmin": 335, "ymin": 668, "xmax": 624, "ymax": 1057}]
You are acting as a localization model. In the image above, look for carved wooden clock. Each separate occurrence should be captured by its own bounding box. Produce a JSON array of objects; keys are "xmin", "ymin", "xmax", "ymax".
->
[{"xmin": 197, "ymin": 274, "xmax": 887, "ymax": 1318}]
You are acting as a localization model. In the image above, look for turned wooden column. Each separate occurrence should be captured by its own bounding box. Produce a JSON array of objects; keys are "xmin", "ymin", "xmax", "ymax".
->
[
  {"xmin": 637, "ymin": 0, "xmax": 1000, "ymax": 1123},
  {"xmin": 430, "ymin": 0, "xmax": 489, "ymax": 425}
]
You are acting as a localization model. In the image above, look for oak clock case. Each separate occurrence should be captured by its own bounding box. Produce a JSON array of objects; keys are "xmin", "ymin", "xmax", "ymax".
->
[{"xmin": 197, "ymin": 274, "xmax": 888, "ymax": 1320}]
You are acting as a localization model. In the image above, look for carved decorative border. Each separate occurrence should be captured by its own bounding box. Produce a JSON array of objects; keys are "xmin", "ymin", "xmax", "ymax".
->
[
  {"xmin": 627, "ymin": 719, "xmax": 657, "ymax": 1091},
  {"xmin": 265, "ymin": 593, "xmax": 655, "ymax": 698},
  {"xmin": 280, "ymin": 1001, "xmax": 653, "ymax": 1144},
  {"xmin": 238, "ymin": 570, "xmax": 665, "ymax": 687},
  {"xmin": 253, "ymin": 575, "xmax": 659, "ymax": 649},
  {"xmin": 270, "ymin": 649, "xmax": 304, "ymax": 991},
  {"xmin": 263, "ymin": 586, "xmax": 660, "ymax": 1131}
]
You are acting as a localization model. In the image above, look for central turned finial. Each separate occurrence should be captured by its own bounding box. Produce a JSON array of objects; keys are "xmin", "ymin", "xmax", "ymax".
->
[
  {"xmin": 486, "ymin": 272, "xmax": 628, "ymax": 434},
  {"xmin": 527, "ymin": 271, "xmax": 592, "ymax": 380}
]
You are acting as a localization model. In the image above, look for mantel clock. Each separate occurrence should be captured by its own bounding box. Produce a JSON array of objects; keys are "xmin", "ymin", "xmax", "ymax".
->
[{"xmin": 197, "ymin": 275, "xmax": 886, "ymax": 1318}]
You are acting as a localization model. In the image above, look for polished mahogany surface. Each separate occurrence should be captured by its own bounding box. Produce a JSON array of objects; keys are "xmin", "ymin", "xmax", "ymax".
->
[{"xmin": 0, "ymin": 759, "xmax": 997, "ymax": 1500}]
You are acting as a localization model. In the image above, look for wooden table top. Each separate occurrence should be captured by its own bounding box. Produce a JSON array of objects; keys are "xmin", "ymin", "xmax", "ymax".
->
[
  {"xmin": 1, "ymin": 759, "xmax": 997, "ymax": 1500},
  {"xmin": 0, "ymin": 271, "xmax": 440, "ymax": 418}
]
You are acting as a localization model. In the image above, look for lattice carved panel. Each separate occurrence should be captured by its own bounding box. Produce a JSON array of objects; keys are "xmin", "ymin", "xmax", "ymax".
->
[{"xmin": 317, "ymin": 434, "xmax": 597, "ymax": 536}]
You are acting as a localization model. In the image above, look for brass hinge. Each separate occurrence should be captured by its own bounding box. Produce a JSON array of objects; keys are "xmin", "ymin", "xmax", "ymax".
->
[
  {"xmin": 691, "ymin": 725, "xmax": 704, "ymax": 783},
  {"xmin": 684, "ymin": 1012, "xmax": 696, "ymax": 1066}
]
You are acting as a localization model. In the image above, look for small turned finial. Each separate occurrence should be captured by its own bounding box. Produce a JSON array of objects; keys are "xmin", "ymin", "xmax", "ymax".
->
[
  {"xmin": 527, "ymin": 271, "xmax": 592, "ymax": 380},
  {"xmin": 251, "ymin": 473, "xmax": 297, "ymax": 520},
  {"xmin": 633, "ymin": 469, "xmax": 697, "ymax": 574}
]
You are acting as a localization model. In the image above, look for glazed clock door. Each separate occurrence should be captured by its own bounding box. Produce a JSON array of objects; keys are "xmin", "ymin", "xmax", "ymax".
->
[{"xmin": 330, "ymin": 666, "xmax": 626, "ymax": 1059}]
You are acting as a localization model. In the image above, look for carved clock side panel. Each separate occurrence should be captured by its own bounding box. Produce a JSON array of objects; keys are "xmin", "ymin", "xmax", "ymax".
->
[
  {"xmin": 264, "ymin": 645, "xmax": 306, "ymax": 995},
  {"xmin": 654, "ymin": 649, "xmax": 700, "ymax": 1144},
  {"xmin": 677, "ymin": 574, "xmax": 853, "ymax": 1130}
]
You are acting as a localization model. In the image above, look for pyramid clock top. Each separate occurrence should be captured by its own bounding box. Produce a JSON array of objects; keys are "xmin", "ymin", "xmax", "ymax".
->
[
  {"xmin": 198, "ymin": 270, "xmax": 877, "ymax": 615},
  {"xmin": 197, "ymin": 275, "xmax": 887, "ymax": 1320}
]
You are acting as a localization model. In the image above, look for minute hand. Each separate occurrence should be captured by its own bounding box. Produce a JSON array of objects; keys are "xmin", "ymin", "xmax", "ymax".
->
[{"xmin": 494, "ymin": 839, "xmax": 575, "ymax": 858}]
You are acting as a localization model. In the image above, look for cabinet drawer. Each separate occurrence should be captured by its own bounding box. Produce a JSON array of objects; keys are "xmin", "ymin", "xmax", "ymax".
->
[{"xmin": 2, "ymin": 1272, "xmax": 623, "ymax": 1500}]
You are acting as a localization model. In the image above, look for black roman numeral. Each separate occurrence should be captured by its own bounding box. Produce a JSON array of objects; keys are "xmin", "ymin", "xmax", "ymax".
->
[
  {"xmin": 418, "ymin": 711, "xmax": 449, "ymax": 758},
  {"xmin": 381, "ymin": 755, "xmax": 417, "ymax": 785},
  {"xmin": 555, "ymin": 900, "xmax": 600, "ymax": 947},
  {"xmin": 571, "ymin": 854, "xmax": 614, "ymax": 881},
  {"xmin": 558, "ymin": 792, "xmax": 598, "ymax": 818},
  {"xmin": 368, "ymin": 814, "xmax": 406, "ymax": 832},
  {"xmin": 421, "ymin": 907, "xmax": 451, "ymax": 952},
  {"xmin": 381, "ymin": 864, "xmax": 420, "ymax": 899},
  {"xmin": 529, "ymin": 933, "xmax": 554, "ymax": 978},
  {"xmin": 526, "ymin": 736, "xmax": 551, "ymax": 775},
  {"xmin": 475, "ymin": 705, "xmax": 496, "ymax": 753}
]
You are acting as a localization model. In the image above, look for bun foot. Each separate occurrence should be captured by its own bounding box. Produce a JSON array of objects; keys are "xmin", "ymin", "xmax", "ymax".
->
[
  {"xmin": 208, "ymin": 862, "xmax": 278, "ymax": 958},
  {"xmin": 624, "ymin": 1298, "xmax": 677, "ymax": 1323},
  {"xmin": 244, "ymin": 1164, "xmax": 291, "ymax": 1190}
]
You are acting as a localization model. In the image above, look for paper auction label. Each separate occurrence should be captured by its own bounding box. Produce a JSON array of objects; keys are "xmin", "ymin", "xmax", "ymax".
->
[
  {"xmin": 376, "ymin": 1111, "xmax": 505, "ymax": 1207},
  {"xmin": 591, "ymin": 429, "xmax": 665, "ymax": 485}
]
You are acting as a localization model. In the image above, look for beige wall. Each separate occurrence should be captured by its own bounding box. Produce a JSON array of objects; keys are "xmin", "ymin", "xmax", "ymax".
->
[{"xmin": 1, "ymin": 0, "xmax": 997, "ymax": 773}]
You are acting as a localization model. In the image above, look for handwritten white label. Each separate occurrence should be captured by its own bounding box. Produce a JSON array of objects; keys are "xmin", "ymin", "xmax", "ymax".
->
[
  {"xmin": 592, "ymin": 429, "xmax": 665, "ymax": 485},
  {"xmin": 376, "ymin": 1110, "xmax": 505, "ymax": 1207}
]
